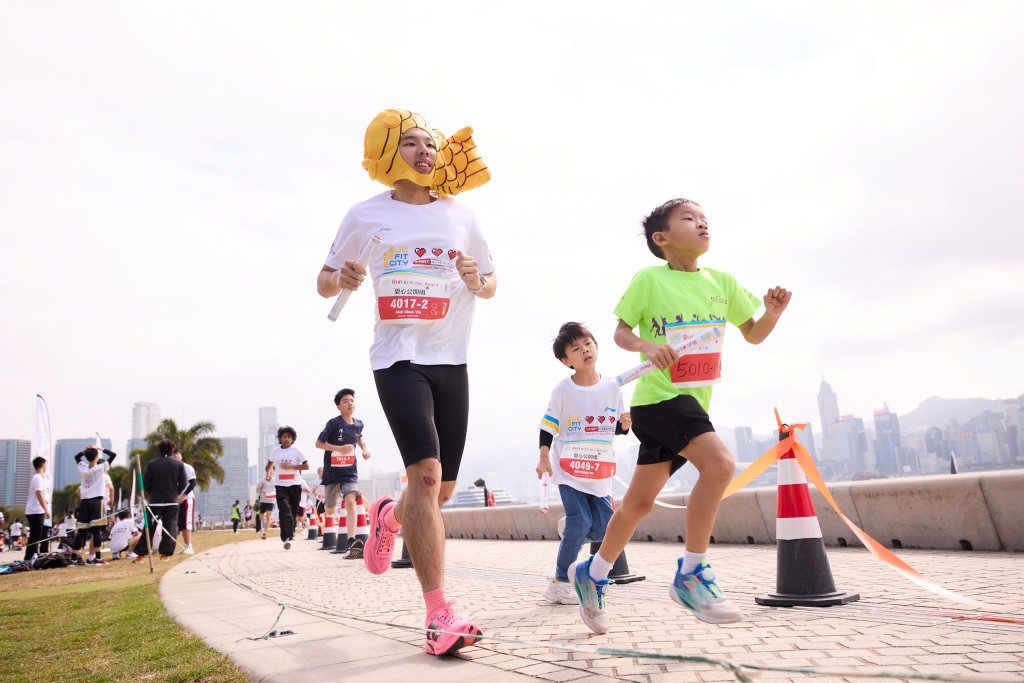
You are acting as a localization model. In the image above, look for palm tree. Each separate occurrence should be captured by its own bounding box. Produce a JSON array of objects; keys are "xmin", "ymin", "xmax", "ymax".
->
[
  {"xmin": 52, "ymin": 484, "xmax": 80, "ymax": 519},
  {"xmin": 136, "ymin": 419, "xmax": 225, "ymax": 491},
  {"xmin": 107, "ymin": 466, "xmax": 132, "ymax": 509}
]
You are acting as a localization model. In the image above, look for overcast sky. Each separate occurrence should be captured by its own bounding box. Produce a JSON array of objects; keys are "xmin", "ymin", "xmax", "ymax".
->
[{"xmin": 2, "ymin": 2, "xmax": 1022, "ymax": 482}]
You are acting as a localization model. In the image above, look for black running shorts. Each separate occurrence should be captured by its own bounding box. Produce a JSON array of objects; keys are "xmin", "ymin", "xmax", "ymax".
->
[
  {"xmin": 631, "ymin": 394, "xmax": 717, "ymax": 475},
  {"xmin": 373, "ymin": 361, "xmax": 469, "ymax": 482}
]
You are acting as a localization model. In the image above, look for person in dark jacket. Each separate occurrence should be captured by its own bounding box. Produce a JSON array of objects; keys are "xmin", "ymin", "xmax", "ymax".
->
[{"xmin": 130, "ymin": 439, "xmax": 187, "ymax": 562}]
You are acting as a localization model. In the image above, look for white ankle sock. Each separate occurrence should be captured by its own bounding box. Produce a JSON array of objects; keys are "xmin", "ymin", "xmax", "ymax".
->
[
  {"xmin": 680, "ymin": 551, "xmax": 707, "ymax": 574},
  {"xmin": 588, "ymin": 552, "xmax": 615, "ymax": 582}
]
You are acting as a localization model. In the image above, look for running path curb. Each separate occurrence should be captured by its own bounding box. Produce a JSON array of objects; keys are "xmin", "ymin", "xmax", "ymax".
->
[{"xmin": 159, "ymin": 539, "xmax": 542, "ymax": 683}]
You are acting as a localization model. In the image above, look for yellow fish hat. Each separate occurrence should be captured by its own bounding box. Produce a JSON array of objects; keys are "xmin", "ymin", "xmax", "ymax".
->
[{"xmin": 362, "ymin": 108, "xmax": 490, "ymax": 196}]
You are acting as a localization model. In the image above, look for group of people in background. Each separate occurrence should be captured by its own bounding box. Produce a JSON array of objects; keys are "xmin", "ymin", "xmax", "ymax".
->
[
  {"xmin": 8, "ymin": 439, "xmax": 201, "ymax": 567},
  {"xmin": 263, "ymin": 389, "xmax": 370, "ymax": 556},
  {"xmin": 6, "ymin": 107, "xmax": 792, "ymax": 659}
]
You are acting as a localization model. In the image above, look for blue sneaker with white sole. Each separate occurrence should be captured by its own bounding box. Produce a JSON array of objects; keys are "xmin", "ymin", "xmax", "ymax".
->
[
  {"xmin": 669, "ymin": 557, "xmax": 743, "ymax": 624},
  {"xmin": 569, "ymin": 556, "xmax": 610, "ymax": 634}
]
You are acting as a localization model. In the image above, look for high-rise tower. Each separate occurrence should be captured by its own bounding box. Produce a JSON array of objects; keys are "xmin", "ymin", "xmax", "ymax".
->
[
  {"xmin": 258, "ymin": 407, "xmax": 278, "ymax": 474},
  {"xmin": 817, "ymin": 379, "xmax": 840, "ymax": 436}
]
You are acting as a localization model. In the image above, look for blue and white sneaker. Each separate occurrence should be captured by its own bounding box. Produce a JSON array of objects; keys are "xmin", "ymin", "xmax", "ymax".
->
[
  {"xmin": 669, "ymin": 558, "xmax": 743, "ymax": 624},
  {"xmin": 569, "ymin": 556, "xmax": 610, "ymax": 634}
]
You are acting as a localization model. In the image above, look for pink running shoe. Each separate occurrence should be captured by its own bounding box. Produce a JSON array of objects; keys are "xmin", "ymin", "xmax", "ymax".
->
[
  {"xmin": 424, "ymin": 601, "xmax": 482, "ymax": 656},
  {"xmin": 363, "ymin": 496, "xmax": 398, "ymax": 575}
]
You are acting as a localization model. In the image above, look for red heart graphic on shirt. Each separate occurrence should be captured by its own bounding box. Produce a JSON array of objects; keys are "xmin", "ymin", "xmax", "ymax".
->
[
  {"xmin": 415, "ymin": 248, "xmax": 426, "ymax": 257},
  {"xmin": 597, "ymin": 416, "xmax": 606, "ymax": 423},
  {"xmin": 585, "ymin": 416, "xmax": 594, "ymax": 423},
  {"xmin": 610, "ymin": 417, "xmax": 616, "ymax": 423},
  {"xmin": 448, "ymin": 250, "xmax": 457, "ymax": 260},
  {"xmin": 432, "ymin": 248, "xmax": 443, "ymax": 256}
]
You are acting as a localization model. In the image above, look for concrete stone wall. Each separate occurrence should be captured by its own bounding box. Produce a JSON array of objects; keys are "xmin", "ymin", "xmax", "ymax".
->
[{"xmin": 441, "ymin": 470, "xmax": 1024, "ymax": 551}]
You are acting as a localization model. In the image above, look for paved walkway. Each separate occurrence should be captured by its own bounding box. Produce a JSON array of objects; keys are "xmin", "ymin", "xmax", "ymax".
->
[{"xmin": 160, "ymin": 533, "xmax": 1024, "ymax": 682}]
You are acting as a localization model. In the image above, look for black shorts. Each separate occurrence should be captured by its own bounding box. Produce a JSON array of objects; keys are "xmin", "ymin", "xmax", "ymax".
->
[
  {"xmin": 76, "ymin": 496, "xmax": 104, "ymax": 526},
  {"xmin": 259, "ymin": 502, "xmax": 275, "ymax": 514},
  {"xmin": 631, "ymin": 394, "xmax": 717, "ymax": 475},
  {"xmin": 373, "ymin": 361, "xmax": 469, "ymax": 481}
]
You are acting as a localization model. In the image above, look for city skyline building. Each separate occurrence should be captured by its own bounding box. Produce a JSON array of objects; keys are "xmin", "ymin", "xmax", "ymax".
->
[
  {"xmin": 131, "ymin": 401, "xmax": 162, "ymax": 439},
  {"xmin": 195, "ymin": 436, "xmax": 249, "ymax": 524},
  {"xmin": 0, "ymin": 439, "xmax": 32, "ymax": 507},
  {"xmin": 258, "ymin": 406, "xmax": 278, "ymax": 474},
  {"xmin": 53, "ymin": 438, "xmax": 112, "ymax": 490},
  {"xmin": 874, "ymin": 403, "xmax": 903, "ymax": 475},
  {"xmin": 126, "ymin": 437, "xmax": 148, "ymax": 457},
  {"xmin": 817, "ymin": 378, "xmax": 840, "ymax": 436}
]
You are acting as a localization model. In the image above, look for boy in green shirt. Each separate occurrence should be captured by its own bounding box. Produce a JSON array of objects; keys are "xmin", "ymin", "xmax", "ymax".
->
[{"xmin": 571, "ymin": 198, "xmax": 791, "ymax": 633}]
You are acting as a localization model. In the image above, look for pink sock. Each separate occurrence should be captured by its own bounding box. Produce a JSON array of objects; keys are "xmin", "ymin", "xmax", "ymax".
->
[
  {"xmin": 383, "ymin": 504, "xmax": 401, "ymax": 532},
  {"xmin": 424, "ymin": 588, "xmax": 447, "ymax": 615}
]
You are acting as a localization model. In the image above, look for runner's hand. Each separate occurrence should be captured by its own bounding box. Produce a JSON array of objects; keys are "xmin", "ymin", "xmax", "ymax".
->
[{"xmin": 334, "ymin": 260, "xmax": 367, "ymax": 291}]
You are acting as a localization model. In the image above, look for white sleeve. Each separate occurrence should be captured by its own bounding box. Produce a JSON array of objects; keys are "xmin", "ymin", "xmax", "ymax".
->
[
  {"xmin": 324, "ymin": 208, "xmax": 368, "ymax": 271},
  {"xmin": 465, "ymin": 209, "xmax": 494, "ymax": 274},
  {"xmin": 539, "ymin": 384, "xmax": 563, "ymax": 437}
]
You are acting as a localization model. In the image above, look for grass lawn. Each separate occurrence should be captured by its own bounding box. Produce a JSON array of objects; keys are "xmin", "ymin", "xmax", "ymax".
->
[{"xmin": 0, "ymin": 530, "xmax": 249, "ymax": 683}]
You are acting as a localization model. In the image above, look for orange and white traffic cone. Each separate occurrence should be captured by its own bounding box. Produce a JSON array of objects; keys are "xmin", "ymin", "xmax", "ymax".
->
[
  {"xmin": 321, "ymin": 509, "xmax": 337, "ymax": 550},
  {"xmin": 354, "ymin": 495, "xmax": 370, "ymax": 544},
  {"xmin": 756, "ymin": 423, "xmax": 860, "ymax": 606},
  {"xmin": 334, "ymin": 506, "xmax": 350, "ymax": 555},
  {"xmin": 306, "ymin": 507, "xmax": 319, "ymax": 540}
]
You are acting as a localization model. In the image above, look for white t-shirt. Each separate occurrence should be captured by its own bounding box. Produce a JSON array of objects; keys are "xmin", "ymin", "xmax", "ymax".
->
[
  {"xmin": 78, "ymin": 459, "xmax": 108, "ymax": 499},
  {"xmin": 256, "ymin": 479, "xmax": 276, "ymax": 503},
  {"xmin": 9, "ymin": 521, "xmax": 23, "ymax": 537},
  {"xmin": 539, "ymin": 376, "xmax": 627, "ymax": 498},
  {"xmin": 324, "ymin": 191, "xmax": 495, "ymax": 371},
  {"xmin": 268, "ymin": 445, "xmax": 308, "ymax": 487},
  {"xmin": 103, "ymin": 473, "xmax": 114, "ymax": 505},
  {"xmin": 26, "ymin": 472, "xmax": 50, "ymax": 515},
  {"xmin": 299, "ymin": 479, "xmax": 311, "ymax": 509},
  {"xmin": 108, "ymin": 519, "xmax": 137, "ymax": 552},
  {"xmin": 181, "ymin": 462, "xmax": 197, "ymax": 499}
]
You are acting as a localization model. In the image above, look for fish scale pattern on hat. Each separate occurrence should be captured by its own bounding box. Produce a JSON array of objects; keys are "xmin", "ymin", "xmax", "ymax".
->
[{"xmin": 362, "ymin": 108, "xmax": 490, "ymax": 196}]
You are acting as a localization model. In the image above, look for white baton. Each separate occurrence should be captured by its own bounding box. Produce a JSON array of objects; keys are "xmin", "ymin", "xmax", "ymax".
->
[
  {"xmin": 328, "ymin": 235, "xmax": 382, "ymax": 322},
  {"xmin": 615, "ymin": 327, "xmax": 722, "ymax": 386}
]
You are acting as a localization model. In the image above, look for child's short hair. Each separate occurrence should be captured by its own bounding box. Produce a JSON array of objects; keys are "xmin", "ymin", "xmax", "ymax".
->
[
  {"xmin": 277, "ymin": 426, "xmax": 297, "ymax": 443},
  {"xmin": 83, "ymin": 446, "xmax": 101, "ymax": 462},
  {"xmin": 334, "ymin": 388, "xmax": 355, "ymax": 405},
  {"xmin": 158, "ymin": 439, "xmax": 176, "ymax": 457},
  {"xmin": 117, "ymin": 510, "xmax": 130, "ymax": 520},
  {"xmin": 552, "ymin": 322, "xmax": 597, "ymax": 361},
  {"xmin": 32, "ymin": 456, "xmax": 46, "ymax": 470},
  {"xmin": 643, "ymin": 198, "xmax": 699, "ymax": 259}
]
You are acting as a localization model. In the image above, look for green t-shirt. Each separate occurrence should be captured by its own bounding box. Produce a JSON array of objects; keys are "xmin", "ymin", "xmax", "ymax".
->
[{"xmin": 613, "ymin": 265, "xmax": 760, "ymax": 410}]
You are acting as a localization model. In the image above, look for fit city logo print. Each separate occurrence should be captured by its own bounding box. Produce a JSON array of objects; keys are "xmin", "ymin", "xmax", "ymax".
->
[
  {"xmin": 569, "ymin": 414, "xmax": 617, "ymax": 432},
  {"xmin": 649, "ymin": 312, "xmax": 726, "ymax": 338}
]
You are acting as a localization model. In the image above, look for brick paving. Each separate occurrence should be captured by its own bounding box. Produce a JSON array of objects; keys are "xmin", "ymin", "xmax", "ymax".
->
[{"xmin": 161, "ymin": 533, "xmax": 1024, "ymax": 682}]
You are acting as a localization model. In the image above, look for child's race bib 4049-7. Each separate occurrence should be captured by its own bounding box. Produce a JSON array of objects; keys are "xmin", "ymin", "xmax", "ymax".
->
[{"xmin": 559, "ymin": 440, "xmax": 616, "ymax": 480}]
